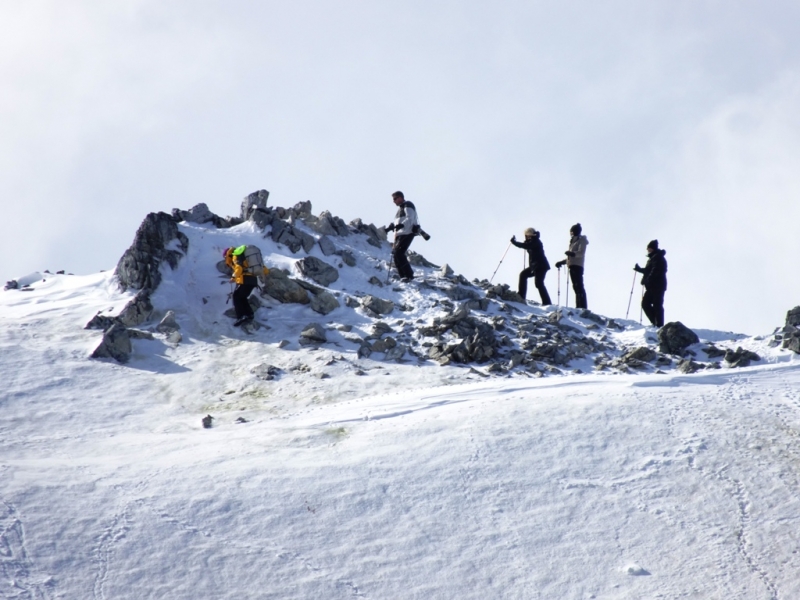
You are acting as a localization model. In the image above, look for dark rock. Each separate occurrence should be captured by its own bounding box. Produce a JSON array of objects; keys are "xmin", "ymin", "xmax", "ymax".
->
[
  {"xmin": 372, "ymin": 337, "xmax": 397, "ymax": 353},
  {"xmin": 677, "ymin": 358, "xmax": 701, "ymax": 374},
  {"xmin": 250, "ymin": 207, "xmax": 274, "ymax": 230},
  {"xmin": 156, "ymin": 310, "xmax": 180, "ymax": 333},
  {"xmin": 339, "ymin": 250, "xmax": 356, "ymax": 267},
  {"xmin": 486, "ymin": 284, "xmax": 524, "ymax": 303},
  {"xmin": 295, "ymin": 256, "xmax": 339, "ymax": 286},
  {"xmin": 270, "ymin": 219, "xmax": 315, "ymax": 254},
  {"xmin": 91, "ymin": 322, "xmax": 132, "ymax": 363},
  {"xmin": 657, "ymin": 322, "xmax": 700, "ymax": 355},
  {"xmin": 202, "ymin": 415, "xmax": 214, "ymax": 429},
  {"xmin": 115, "ymin": 212, "xmax": 189, "ymax": 293},
  {"xmin": 128, "ymin": 329, "xmax": 155, "ymax": 340},
  {"xmin": 784, "ymin": 332, "xmax": 800, "ymax": 354},
  {"xmin": 703, "ymin": 345, "xmax": 726, "ymax": 359},
  {"xmin": 786, "ymin": 306, "xmax": 800, "ymax": 328},
  {"xmin": 318, "ymin": 235, "xmax": 337, "ymax": 256},
  {"xmin": 724, "ymin": 347, "xmax": 761, "ymax": 368},
  {"xmin": 4, "ymin": 280, "xmax": 18, "ymax": 290},
  {"xmin": 251, "ymin": 363, "xmax": 282, "ymax": 381},
  {"xmin": 85, "ymin": 314, "xmax": 118, "ymax": 331}
]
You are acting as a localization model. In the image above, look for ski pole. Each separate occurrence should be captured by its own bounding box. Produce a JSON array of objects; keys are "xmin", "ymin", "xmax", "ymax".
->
[
  {"xmin": 625, "ymin": 271, "xmax": 636, "ymax": 319},
  {"xmin": 489, "ymin": 242, "xmax": 512, "ymax": 283},
  {"xmin": 565, "ymin": 268, "xmax": 570, "ymax": 309}
]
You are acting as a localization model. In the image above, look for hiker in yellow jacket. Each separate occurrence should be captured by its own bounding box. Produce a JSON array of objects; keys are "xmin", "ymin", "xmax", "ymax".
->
[{"xmin": 223, "ymin": 246, "xmax": 264, "ymax": 327}]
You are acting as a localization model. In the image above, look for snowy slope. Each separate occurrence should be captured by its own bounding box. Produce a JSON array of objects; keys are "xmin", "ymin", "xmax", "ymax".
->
[{"xmin": 2, "ymin": 206, "xmax": 800, "ymax": 599}]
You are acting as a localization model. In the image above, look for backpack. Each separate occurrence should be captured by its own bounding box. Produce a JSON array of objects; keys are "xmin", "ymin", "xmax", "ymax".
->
[{"xmin": 232, "ymin": 245, "xmax": 267, "ymax": 277}]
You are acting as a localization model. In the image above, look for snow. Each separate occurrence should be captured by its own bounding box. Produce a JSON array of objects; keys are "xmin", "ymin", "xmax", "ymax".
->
[{"xmin": 2, "ymin": 215, "xmax": 800, "ymax": 599}]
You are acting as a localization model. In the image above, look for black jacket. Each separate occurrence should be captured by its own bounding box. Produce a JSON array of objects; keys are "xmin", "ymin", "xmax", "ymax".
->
[
  {"xmin": 511, "ymin": 234, "xmax": 550, "ymax": 273},
  {"xmin": 635, "ymin": 249, "xmax": 667, "ymax": 291}
]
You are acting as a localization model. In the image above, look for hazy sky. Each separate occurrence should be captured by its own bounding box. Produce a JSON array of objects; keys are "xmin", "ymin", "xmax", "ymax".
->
[{"xmin": 2, "ymin": 1, "xmax": 799, "ymax": 335}]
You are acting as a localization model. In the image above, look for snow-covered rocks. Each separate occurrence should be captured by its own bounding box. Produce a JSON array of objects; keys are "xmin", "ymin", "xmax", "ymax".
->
[
  {"xmin": 657, "ymin": 321, "xmax": 700, "ymax": 355},
  {"xmin": 295, "ymin": 256, "xmax": 339, "ymax": 286}
]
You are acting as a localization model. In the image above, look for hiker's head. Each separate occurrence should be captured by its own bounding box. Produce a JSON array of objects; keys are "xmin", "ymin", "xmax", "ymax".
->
[
  {"xmin": 570, "ymin": 223, "xmax": 582, "ymax": 236},
  {"xmin": 392, "ymin": 191, "xmax": 404, "ymax": 206},
  {"xmin": 524, "ymin": 227, "xmax": 536, "ymax": 239},
  {"xmin": 647, "ymin": 239, "xmax": 659, "ymax": 253}
]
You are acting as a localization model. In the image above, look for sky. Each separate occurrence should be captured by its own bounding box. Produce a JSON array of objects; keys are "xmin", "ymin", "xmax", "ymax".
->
[{"xmin": 1, "ymin": 0, "xmax": 799, "ymax": 335}]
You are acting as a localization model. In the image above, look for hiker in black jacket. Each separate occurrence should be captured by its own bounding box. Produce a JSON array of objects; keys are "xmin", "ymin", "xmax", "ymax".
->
[
  {"xmin": 511, "ymin": 228, "xmax": 552, "ymax": 305},
  {"xmin": 634, "ymin": 239, "xmax": 668, "ymax": 327}
]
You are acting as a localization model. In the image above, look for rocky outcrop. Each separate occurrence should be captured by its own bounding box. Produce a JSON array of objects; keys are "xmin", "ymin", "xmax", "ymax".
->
[
  {"xmin": 261, "ymin": 271, "xmax": 310, "ymax": 304},
  {"xmin": 299, "ymin": 323, "xmax": 327, "ymax": 345},
  {"xmin": 172, "ymin": 203, "xmax": 236, "ymax": 229},
  {"xmin": 310, "ymin": 290, "xmax": 340, "ymax": 315},
  {"xmin": 270, "ymin": 219, "xmax": 315, "ymax": 254},
  {"xmin": 657, "ymin": 322, "xmax": 699, "ymax": 356},
  {"xmin": 241, "ymin": 190, "xmax": 270, "ymax": 220},
  {"xmin": 361, "ymin": 295, "xmax": 394, "ymax": 315},
  {"xmin": 115, "ymin": 212, "xmax": 189, "ymax": 293},
  {"xmin": 724, "ymin": 347, "xmax": 760, "ymax": 368}
]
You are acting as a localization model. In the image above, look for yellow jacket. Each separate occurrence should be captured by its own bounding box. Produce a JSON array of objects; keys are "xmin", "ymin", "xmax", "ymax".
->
[{"xmin": 224, "ymin": 246, "xmax": 269, "ymax": 284}]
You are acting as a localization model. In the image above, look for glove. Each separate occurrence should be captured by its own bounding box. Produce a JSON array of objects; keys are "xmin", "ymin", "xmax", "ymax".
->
[
  {"xmin": 384, "ymin": 223, "xmax": 395, "ymax": 232},
  {"xmin": 412, "ymin": 224, "xmax": 420, "ymax": 234},
  {"xmin": 634, "ymin": 263, "xmax": 641, "ymax": 271},
  {"xmin": 565, "ymin": 251, "xmax": 575, "ymax": 257},
  {"xmin": 510, "ymin": 235, "xmax": 516, "ymax": 242},
  {"xmin": 555, "ymin": 260, "xmax": 567, "ymax": 268}
]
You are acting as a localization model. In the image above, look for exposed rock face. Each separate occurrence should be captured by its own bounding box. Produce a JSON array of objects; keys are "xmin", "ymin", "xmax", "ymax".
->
[
  {"xmin": 117, "ymin": 291, "xmax": 154, "ymax": 327},
  {"xmin": 657, "ymin": 322, "xmax": 699, "ymax": 356},
  {"xmin": 91, "ymin": 322, "xmax": 132, "ymax": 363},
  {"xmin": 115, "ymin": 212, "xmax": 189, "ymax": 293},
  {"xmin": 295, "ymin": 257, "xmax": 339, "ymax": 287},
  {"xmin": 622, "ymin": 346, "xmax": 657, "ymax": 364},
  {"xmin": 156, "ymin": 310, "xmax": 180, "ymax": 333},
  {"xmin": 349, "ymin": 219, "xmax": 386, "ymax": 248},
  {"xmin": 786, "ymin": 306, "xmax": 800, "ymax": 328},
  {"xmin": 485, "ymin": 284, "xmax": 524, "ymax": 304},
  {"xmin": 251, "ymin": 363, "xmax": 281, "ymax": 381},
  {"xmin": 318, "ymin": 235, "xmax": 337, "ymax": 256},
  {"xmin": 242, "ymin": 190, "xmax": 270, "ymax": 220},
  {"xmin": 677, "ymin": 358, "xmax": 701, "ymax": 374}
]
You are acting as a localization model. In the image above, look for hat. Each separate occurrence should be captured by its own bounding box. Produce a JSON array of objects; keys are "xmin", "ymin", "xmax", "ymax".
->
[
  {"xmin": 222, "ymin": 247, "xmax": 230, "ymax": 258},
  {"xmin": 570, "ymin": 223, "xmax": 582, "ymax": 235},
  {"xmin": 524, "ymin": 227, "xmax": 536, "ymax": 237},
  {"xmin": 647, "ymin": 239, "xmax": 659, "ymax": 250}
]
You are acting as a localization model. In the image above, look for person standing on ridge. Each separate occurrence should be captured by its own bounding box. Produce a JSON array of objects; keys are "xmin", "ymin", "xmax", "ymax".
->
[
  {"xmin": 511, "ymin": 228, "xmax": 552, "ymax": 305},
  {"xmin": 224, "ymin": 246, "xmax": 258, "ymax": 327},
  {"xmin": 634, "ymin": 239, "xmax": 668, "ymax": 327},
  {"xmin": 555, "ymin": 223, "xmax": 589, "ymax": 309},
  {"xmin": 384, "ymin": 191, "xmax": 419, "ymax": 282}
]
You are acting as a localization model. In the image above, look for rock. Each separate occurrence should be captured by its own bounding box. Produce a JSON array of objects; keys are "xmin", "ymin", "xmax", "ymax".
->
[
  {"xmin": 703, "ymin": 345, "xmax": 726, "ymax": 359},
  {"xmin": 385, "ymin": 345, "xmax": 406, "ymax": 361},
  {"xmin": 117, "ymin": 290, "xmax": 154, "ymax": 328},
  {"xmin": 270, "ymin": 219, "xmax": 315, "ymax": 254},
  {"xmin": 368, "ymin": 276, "xmax": 384, "ymax": 287},
  {"xmin": 579, "ymin": 310, "xmax": 606, "ymax": 326},
  {"xmin": 358, "ymin": 343, "xmax": 372, "ymax": 358},
  {"xmin": 440, "ymin": 263, "xmax": 455, "ymax": 277},
  {"xmin": 310, "ymin": 290, "xmax": 340, "ymax": 315},
  {"xmin": 4, "ymin": 280, "xmax": 19, "ymax": 290},
  {"xmin": 241, "ymin": 190, "xmax": 269, "ymax": 220},
  {"xmin": 85, "ymin": 314, "xmax": 118, "ymax": 331},
  {"xmin": 677, "ymin": 358, "xmax": 701, "ymax": 374},
  {"xmin": 785, "ymin": 306, "xmax": 800, "ymax": 328},
  {"xmin": 724, "ymin": 347, "xmax": 761, "ymax": 368},
  {"xmin": 372, "ymin": 337, "xmax": 397, "ymax": 353},
  {"xmin": 339, "ymin": 250, "xmax": 356, "ymax": 267},
  {"xmin": 156, "ymin": 310, "xmax": 180, "ymax": 333},
  {"xmin": 299, "ymin": 323, "xmax": 327, "ymax": 344},
  {"xmin": 166, "ymin": 330, "xmax": 182, "ymax": 344},
  {"xmin": 251, "ymin": 364, "xmax": 282, "ymax": 381},
  {"xmin": 349, "ymin": 219, "xmax": 386, "ymax": 247},
  {"xmin": 202, "ymin": 415, "xmax": 214, "ymax": 429},
  {"xmin": 295, "ymin": 256, "xmax": 339, "ymax": 286},
  {"xmin": 318, "ymin": 235, "xmax": 337, "ymax": 256},
  {"xmin": 622, "ymin": 346, "xmax": 657, "ymax": 364},
  {"xmin": 181, "ymin": 203, "xmax": 216, "ymax": 224},
  {"xmin": 128, "ymin": 329, "xmax": 155, "ymax": 340},
  {"xmin": 784, "ymin": 332, "xmax": 800, "ymax": 354},
  {"xmin": 250, "ymin": 207, "xmax": 274, "ymax": 230},
  {"xmin": 91, "ymin": 322, "xmax": 132, "ymax": 363},
  {"xmin": 261, "ymin": 271, "xmax": 310, "ymax": 304},
  {"xmin": 657, "ymin": 322, "xmax": 699, "ymax": 356},
  {"xmin": 361, "ymin": 295, "xmax": 394, "ymax": 315}
]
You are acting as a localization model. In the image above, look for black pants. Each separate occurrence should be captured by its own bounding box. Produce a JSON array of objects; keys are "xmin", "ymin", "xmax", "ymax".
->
[
  {"xmin": 233, "ymin": 281, "xmax": 257, "ymax": 319},
  {"xmin": 392, "ymin": 234, "xmax": 415, "ymax": 279},
  {"xmin": 569, "ymin": 265, "xmax": 587, "ymax": 309},
  {"xmin": 519, "ymin": 267, "xmax": 551, "ymax": 305},
  {"xmin": 642, "ymin": 288, "xmax": 665, "ymax": 327}
]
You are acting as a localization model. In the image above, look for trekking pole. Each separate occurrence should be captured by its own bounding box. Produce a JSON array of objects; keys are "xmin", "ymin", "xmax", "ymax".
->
[
  {"xmin": 557, "ymin": 266, "xmax": 561, "ymax": 308},
  {"xmin": 226, "ymin": 282, "xmax": 233, "ymax": 304},
  {"xmin": 565, "ymin": 268, "xmax": 570, "ymax": 309},
  {"xmin": 625, "ymin": 271, "xmax": 636, "ymax": 319},
  {"xmin": 489, "ymin": 242, "xmax": 512, "ymax": 283}
]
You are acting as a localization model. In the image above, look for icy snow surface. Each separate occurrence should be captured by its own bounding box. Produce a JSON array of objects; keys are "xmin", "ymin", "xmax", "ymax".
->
[{"xmin": 2, "ymin": 218, "xmax": 800, "ymax": 599}]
